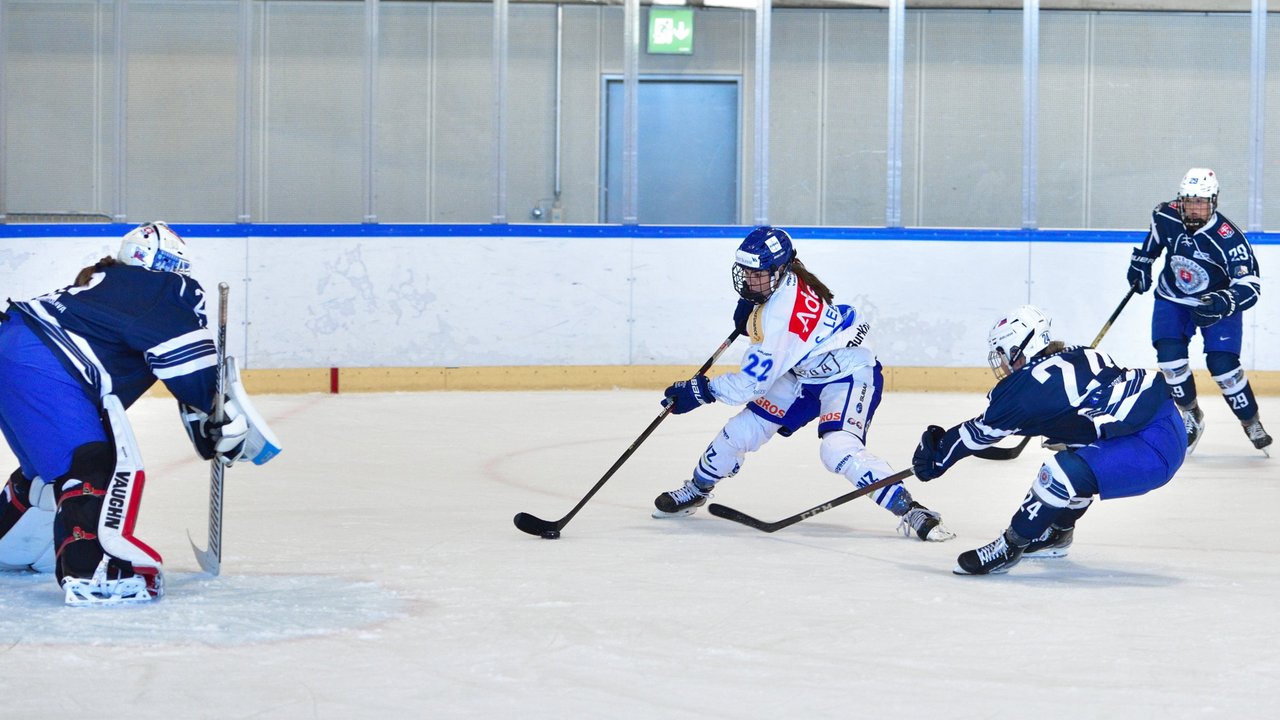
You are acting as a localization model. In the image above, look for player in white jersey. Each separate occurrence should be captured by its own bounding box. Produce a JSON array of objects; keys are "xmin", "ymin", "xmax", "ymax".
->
[{"xmin": 653, "ymin": 227, "xmax": 954, "ymax": 541}]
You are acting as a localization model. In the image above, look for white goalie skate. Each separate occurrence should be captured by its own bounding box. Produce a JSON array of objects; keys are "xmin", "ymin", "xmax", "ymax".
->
[{"xmin": 63, "ymin": 557, "xmax": 162, "ymax": 607}]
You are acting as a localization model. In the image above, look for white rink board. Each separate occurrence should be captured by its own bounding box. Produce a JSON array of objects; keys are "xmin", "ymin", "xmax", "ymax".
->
[{"xmin": 0, "ymin": 231, "xmax": 1274, "ymax": 371}]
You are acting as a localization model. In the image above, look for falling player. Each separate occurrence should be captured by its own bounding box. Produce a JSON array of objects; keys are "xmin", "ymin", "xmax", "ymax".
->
[
  {"xmin": 1127, "ymin": 168, "xmax": 1269, "ymax": 455},
  {"xmin": 911, "ymin": 305, "xmax": 1186, "ymax": 575},
  {"xmin": 653, "ymin": 226, "xmax": 954, "ymax": 542},
  {"xmin": 0, "ymin": 221, "xmax": 277, "ymax": 605}
]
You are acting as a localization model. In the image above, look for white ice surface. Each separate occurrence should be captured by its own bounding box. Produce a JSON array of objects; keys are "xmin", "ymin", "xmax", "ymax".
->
[{"xmin": 1, "ymin": 390, "xmax": 1277, "ymax": 718}]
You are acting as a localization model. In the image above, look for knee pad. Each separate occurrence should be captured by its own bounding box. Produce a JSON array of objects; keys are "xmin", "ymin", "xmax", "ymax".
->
[
  {"xmin": 1156, "ymin": 358, "xmax": 1192, "ymax": 387},
  {"xmin": 1030, "ymin": 454, "xmax": 1096, "ymax": 510},
  {"xmin": 819, "ymin": 431, "xmax": 903, "ymax": 508},
  {"xmin": 0, "ymin": 469, "xmax": 55, "ymax": 572},
  {"xmin": 820, "ymin": 431, "xmax": 888, "ymax": 477},
  {"xmin": 694, "ymin": 410, "xmax": 777, "ymax": 484},
  {"xmin": 1206, "ymin": 352, "xmax": 1247, "ymax": 393},
  {"xmin": 1154, "ymin": 339, "xmax": 1190, "ymax": 364}
]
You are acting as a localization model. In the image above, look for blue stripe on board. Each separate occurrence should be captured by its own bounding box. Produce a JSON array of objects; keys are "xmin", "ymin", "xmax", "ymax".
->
[{"xmin": 1, "ymin": 223, "xmax": 1278, "ymax": 244}]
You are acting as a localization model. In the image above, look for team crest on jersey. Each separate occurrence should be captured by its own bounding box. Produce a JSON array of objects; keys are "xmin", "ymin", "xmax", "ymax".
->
[
  {"xmin": 1218, "ymin": 224, "xmax": 1234, "ymax": 239},
  {"xmin": 788, "ymin": 279, "xmax": 823, "ymax": 341},
  {"xmin": 1169, "ymin": 255, "xmax": 1210, "ymax": 294},
  {"xmin": 1235, "ymin": 265, "xmax": 1249, "ymax": 278}
]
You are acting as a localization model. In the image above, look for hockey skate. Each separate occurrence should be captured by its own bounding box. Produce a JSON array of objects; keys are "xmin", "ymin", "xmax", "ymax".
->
[
  {"xmin": 652, "ymin": 479, "xmax": 713, "ymax": 518},
  {"xmin": 897, "ymin": 501, "xmax": 955, "ymax": 542},
  {"xmin": 1182, "ymin": 404, "xmax": 1205, "ymax": 455},
  {"xmin": 1023, "ymin": 525, "xmax": 1074, "ymax": 559},
  {"xmin": 954, "ymin": 530, "xmax": 1025, "ymax": 575},
  {"xmin": 1242, "ymin": 415, "xmax": 1272, "ymax": 457},
  {"xmin": 62, "ymin": 557, "xmax": 163, "ymax": 607}
]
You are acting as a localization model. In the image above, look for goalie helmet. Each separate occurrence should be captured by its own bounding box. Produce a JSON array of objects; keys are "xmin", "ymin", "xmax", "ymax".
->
[
  {"xmin": 1176, "ymin": 168, "xmax": 1218, "ymax": 233},
  {"xmin": 117, "ymin": 221, "xmax": 190, "ymax": 275},
  {"xmin": 732, "ymin": 226, "xmax": 796, "ymax": 303},
  {"xmin": 987, "ymin": 305, "xmax": 1052, "ymax": 380}
]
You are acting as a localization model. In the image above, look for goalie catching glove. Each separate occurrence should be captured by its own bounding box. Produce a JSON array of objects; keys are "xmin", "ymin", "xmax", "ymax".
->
[{"xmin": 181, "ymin": 357, "xmax": 282, "ymax": 466}]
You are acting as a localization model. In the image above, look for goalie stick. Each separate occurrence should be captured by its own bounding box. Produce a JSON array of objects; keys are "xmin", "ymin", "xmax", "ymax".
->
[
  {"xmin": 189, "ymin": 281, "xmax": 229, "ymax": 575},
  {"xmin": 707, "ymin": 468, "xmax": 913, "ymax": 533},
  {"xmin": 513, "ymin": 330, "xmax": 742, "ymax": 538}
]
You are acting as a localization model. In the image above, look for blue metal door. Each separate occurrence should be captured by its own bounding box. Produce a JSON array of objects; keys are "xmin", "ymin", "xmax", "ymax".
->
[{"xmin": 603, "ymin": 78, "xmax": 739, "ymax": 224}]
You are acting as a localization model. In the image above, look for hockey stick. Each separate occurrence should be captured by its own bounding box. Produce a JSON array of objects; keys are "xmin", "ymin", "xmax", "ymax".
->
[
  {"xmin": 1090, "ymin": 286, "xmax": 1137, "ymax": 349},
  {"xmin": 969, "ymin": 286, "xmax": 1137, "ymax": 463},
  {"xmin": 513, "ymin": 330, "xmax": 742, "ymax": 538},
  {"xmin": 189, "ymin": 281, "xmax": 230, "ymax": 575},
  {"xmin": 707, "ymin": 468, "xmax": 912, "ymax": 533}
]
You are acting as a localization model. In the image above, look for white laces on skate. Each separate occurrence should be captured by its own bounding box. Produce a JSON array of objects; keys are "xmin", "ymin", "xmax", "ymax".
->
[
  {"xmin": 670, "ymin": 481, "xmax": 710, "ymax": 504},
  {"xmin": 898, "ymin": 505, "xmax": 955, "ymax": 542},
  {"xmin": 976, "ymin": 536, "xmax": 1009, "ymax": 565}
]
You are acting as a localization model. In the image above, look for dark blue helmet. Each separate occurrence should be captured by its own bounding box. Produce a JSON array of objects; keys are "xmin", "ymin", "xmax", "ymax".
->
[{"xmin": 732, "ymin": 226, "xmax": 796, "ymax": 303}]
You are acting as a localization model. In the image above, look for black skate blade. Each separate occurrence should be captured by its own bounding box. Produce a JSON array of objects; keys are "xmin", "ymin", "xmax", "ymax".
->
[{"xmin": 513, "ymin": 512, "xmax": 559, "ymax": 536}]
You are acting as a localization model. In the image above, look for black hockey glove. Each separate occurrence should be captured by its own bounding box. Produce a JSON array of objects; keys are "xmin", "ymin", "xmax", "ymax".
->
[
  {"xmin": 733, "ymin": 298, "xmax": 756, "ymax": 336},
  {"xmin": 1192, "ymin": 289, "xmax": 1236, "ymax": 327},
  {"xmin": 911, "ymin": 425, "xmax": 949, "ymax": 481},
  {"xmin": 1127, "ymin": 250, "xmax": 1155, "ymax": 294},
  {"xmin": 662, "ymin": 375, "xmax": 715, "ymax": 415}
]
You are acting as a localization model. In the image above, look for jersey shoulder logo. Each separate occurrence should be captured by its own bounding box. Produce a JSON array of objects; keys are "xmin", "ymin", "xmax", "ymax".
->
[
  {"xmin": 1218, "ymin": 223, "xmax": 1235, "ymax": 239},
  {"xmin": 788, "ymin": 278, "xmax": 823, "ymax": 341}
]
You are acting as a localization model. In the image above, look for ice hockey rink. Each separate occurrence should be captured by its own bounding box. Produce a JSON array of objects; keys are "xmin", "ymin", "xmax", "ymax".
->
[{"xmin": 1, "ymin": 388, "xmax": 1276, "ymax": 719}]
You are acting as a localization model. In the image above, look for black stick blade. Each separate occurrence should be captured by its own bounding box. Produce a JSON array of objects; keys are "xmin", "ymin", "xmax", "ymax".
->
[
  {"xmin": 972, "ymin": 435, "xmax": 1033, "ymax": 461},
  {"xmin": 513, "ymin": 512, "xmax": 559, "ymax": 536},
  {"xmin": 706, "ymin": 503, "xmax": 779, "ymax": 533}
]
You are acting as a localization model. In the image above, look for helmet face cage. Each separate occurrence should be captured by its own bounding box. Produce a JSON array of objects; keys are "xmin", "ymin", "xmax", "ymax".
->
[
  {"xmin": 118, "ymin": 222, "xmax": 191, "ymax": 276},
  {"xmin": 732, "ymin": 263, "xmax": 784, "ymax": 303},
  {"xmin": 987, "ymin": 305, "xmax": 1052, "ymax": 380},
  {"xmin": 1177, "ymin": 168, "xmax": 1218, "ymax": 232},
  {"xmin": 731, "ymin": 226, "xmax": 795, "ymax": 303}
]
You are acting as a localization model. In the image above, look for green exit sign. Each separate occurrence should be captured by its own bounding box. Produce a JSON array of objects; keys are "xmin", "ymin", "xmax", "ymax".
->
[{"xmin": 648, "ymin": 9, "xmax": 694, "ymax": 55}]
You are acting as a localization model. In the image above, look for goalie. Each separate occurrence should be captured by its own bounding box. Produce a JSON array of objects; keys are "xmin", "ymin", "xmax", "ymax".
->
[{"xmin": 0, "ymin": 221, "xmax": 278, "ymax": 606}]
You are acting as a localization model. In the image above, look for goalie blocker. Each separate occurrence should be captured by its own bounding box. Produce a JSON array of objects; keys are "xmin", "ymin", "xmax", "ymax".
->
[{"xmin": 181, "ymin": 357, "xmax": 282, "ymax": 467}]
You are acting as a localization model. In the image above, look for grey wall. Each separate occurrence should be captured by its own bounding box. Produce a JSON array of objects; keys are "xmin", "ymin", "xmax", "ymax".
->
[{"xmin": 2, "ymin": 1, "xmax": 1277, "ymax": 229}]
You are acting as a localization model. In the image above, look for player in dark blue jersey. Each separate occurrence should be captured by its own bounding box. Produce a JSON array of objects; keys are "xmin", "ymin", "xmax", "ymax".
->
[
  {"xmin": 1128, "ymin": 168, "xmax": 1269, "ymax": 455},
  {"xmin": 911, "ymin": 306, "xmax": 1186, "ymax": 575},
  {"xmin": 0, "ymin": 222, "xmax": 257, "ymax": 605}
]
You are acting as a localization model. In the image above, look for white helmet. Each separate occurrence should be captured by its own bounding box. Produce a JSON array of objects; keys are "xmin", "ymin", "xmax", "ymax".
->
[
  {"xmin": 987, "ymin": 305, "xmax": 1052, "ymax": 380},
  {"xmin": 1177, "ymin": 168, "xmax": 1218, "ymax": 231},
  {"xmin": 117, "ymin": 221, "xmax": 191, "ymax": 275}
]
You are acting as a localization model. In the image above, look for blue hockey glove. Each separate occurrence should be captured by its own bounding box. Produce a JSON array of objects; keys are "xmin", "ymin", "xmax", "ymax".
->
[
  {"xmin": 1192, "ymin": 289, "xmax": 1236, "ymax": 327},
  {"xmin": 662, "ymin": 375, "xmax": 716, "ymax": 415},
  {"xmin": 1127, "ymin": 250, "xmax": 1154, "ymax": 294},
  {"xmin": 911, "ymin": 425, "xmax": 948, "ymax": 481},
  {"xmin": 733, "ymin": 298, "xmax": 756, "ymax": 336}
]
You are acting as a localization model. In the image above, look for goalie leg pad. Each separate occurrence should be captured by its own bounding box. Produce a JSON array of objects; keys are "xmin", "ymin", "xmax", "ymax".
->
[
  {"xmin": 54, "ymin": 396, "xmax": 163, "ymax": 603},
  {"xmin": 0, "ymin": 468, "xmax": 55, "ymax": 572}
]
